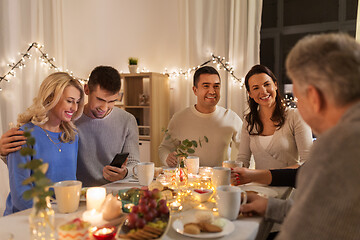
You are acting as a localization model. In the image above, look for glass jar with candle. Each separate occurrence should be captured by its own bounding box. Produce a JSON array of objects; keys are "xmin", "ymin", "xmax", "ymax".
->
[
  {"xmin": 29, "ymin": 197, "xmax": 55, "ymax": 240},
  {"xmin": 175, "ymin": 156, "xmax": 188, "ymax": 189}
]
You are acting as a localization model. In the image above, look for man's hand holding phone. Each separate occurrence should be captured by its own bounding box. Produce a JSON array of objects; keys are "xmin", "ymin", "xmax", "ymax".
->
[{"xmin": 103, "ymin": 153, "xmax": 129, "ymax": 182}]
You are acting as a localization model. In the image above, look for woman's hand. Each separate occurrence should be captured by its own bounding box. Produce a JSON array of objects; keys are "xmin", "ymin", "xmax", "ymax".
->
[{"xmin": 231, "ymin": 167, "xmax": 272, "ymax": 185}]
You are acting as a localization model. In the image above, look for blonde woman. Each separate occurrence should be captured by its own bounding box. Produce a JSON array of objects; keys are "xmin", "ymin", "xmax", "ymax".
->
[{"xmin": 4, "ymin": 72, "xmax": 84, "ymax": 215}]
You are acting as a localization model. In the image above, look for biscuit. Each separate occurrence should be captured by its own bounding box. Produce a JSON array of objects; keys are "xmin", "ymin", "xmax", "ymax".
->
[
  {"xmin": 199, "ymin": 222, "xmax": 222, "ymax": 233},
  {"xmin": 184, "ymin": 224, "xmax": 201, "ymax": 235}
]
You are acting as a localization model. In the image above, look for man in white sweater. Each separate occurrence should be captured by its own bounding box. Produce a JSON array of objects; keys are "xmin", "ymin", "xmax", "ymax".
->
[
  {"xmin": 241, "ymin": 33, "xmax": 360, "ymax": 239},
  {"xmin": 158, "ymin": 66, "xmax": 242, "ymax": 167}
]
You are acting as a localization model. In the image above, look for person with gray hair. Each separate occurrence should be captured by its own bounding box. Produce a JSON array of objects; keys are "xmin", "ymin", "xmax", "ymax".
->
[{"xmin": 240, "ymin": 33, "xmax": 360, "ymax": 239}]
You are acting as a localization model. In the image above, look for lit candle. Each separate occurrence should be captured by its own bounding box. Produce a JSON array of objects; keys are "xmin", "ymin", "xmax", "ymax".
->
[
  {"xmin": 86, "ymin": 187, "xmax": 106, "ymax": 210},
  {"xmin": 92, "ymin": 226, "xmax": 117, "ymax": 240},
  {"xmin": 82, "ymin": 209, "xmax": 103, "ymax": 226}
]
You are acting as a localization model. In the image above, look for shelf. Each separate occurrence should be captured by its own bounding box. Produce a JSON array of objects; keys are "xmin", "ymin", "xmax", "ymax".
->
[
  {"xmin": 125, "ymin": 106, "xmax": 150, "ymax": 109},
  {"xmin": 139, "ymin": 136, "xmax": 151, "ymax": 140}
]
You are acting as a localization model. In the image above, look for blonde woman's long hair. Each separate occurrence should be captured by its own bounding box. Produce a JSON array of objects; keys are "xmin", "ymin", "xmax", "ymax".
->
[{"xmin": 17, "ymin": 72, "xmax": 85, "ymax": 143}]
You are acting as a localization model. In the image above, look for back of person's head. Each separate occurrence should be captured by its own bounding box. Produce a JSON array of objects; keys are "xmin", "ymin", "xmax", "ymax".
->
[
  {"xmin": 88, "ymin": 66, "xmax": 121, "ymax": 94},
  {"xmin": 286, "ymin": 33, "xmax": 360, "ymax": 106},
  {"xmin": 17, "ymin": 72, "xmax": 84, "ymax": 142},
  {"xmin": 193, "ymin": 66, "xmax": 220, "ymax": 87}
]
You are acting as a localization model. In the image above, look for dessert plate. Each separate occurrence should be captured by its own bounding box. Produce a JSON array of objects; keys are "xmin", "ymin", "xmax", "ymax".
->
[{"xmin": 172, "ymin": 213, "xmax": 234, "ymax": 238}]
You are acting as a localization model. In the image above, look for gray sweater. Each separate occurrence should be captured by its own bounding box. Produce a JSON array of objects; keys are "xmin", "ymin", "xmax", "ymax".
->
[
  {"xmin": 267, "ymin": 101, "xmax": 360, "ymax": 239},
  {"xmin": 75, "ymin": 107, "xmax": 140, "ymax": 187}
]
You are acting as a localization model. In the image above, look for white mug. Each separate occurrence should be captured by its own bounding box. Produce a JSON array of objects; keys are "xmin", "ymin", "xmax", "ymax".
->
[
  {"xmin": 222, "ymin": 160, "xmax": 243, "ymax": 169},
  {"xmin": 216, "ymin": 185, "xmax": 247, "ymax": 220},
  {"xmin": 212, "ymin": 167, "xmax": 231, "ymax": 188},
  {"xmin": 185, "ymin": 156, "xmax": 200, "ymax": 174},
  {"xmin": 54, "ymin": 180, "xmax": 82, "ymax": 213},
  {"xmin": 132, "ymin": 162, "xmax": 154, "ymax": 186}
]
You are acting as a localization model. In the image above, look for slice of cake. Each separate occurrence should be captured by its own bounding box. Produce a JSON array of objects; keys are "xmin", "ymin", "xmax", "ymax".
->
[{"xmin": 58, "ymin": 218, "xmax": 91, "ymax": 240}]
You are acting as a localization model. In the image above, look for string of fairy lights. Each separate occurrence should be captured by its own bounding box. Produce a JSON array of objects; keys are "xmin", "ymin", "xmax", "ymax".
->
[{"xmin": 0, "ymin": 42, "xmax": 296, "ymax": 107}]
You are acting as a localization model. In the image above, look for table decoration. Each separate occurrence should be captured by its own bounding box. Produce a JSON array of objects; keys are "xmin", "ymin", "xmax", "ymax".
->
[
  {"xmin": 18, "ymin": 130, "xmax": 55, "ymax": 240},
  {"xmin": 82, "ymin": 209, "xmax": 103, "ymax": 226},
  {"xmin": 101, "ymin": 194, "xmax": 123, "ymax": 221},
  {"xmin": 92, "ymin": 226, "xmax": 116, "ymax": 240},
  {"xmin": 58, "ymin": 218, "xmax": 90, "ymax": 240},
  {"xmin": 86, "ymin": 187, "xmax": 106, "ymax": 210},
  {"xmin": 162, "ymin": 129, "xmax": 208, "ymax": 190}
]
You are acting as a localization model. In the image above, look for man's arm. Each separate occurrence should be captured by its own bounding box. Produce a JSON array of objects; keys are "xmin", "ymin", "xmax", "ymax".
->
[
  {"xmin": 103, "ymin": 114, "xmax": 140, "ymax": 182},
  {"xmin": 158, "ymin": 117, "xmax": 178, "ymax": 167},
  {"xmin": 0, "ymin": 128, "xmax": 27, "ymax": 163}
]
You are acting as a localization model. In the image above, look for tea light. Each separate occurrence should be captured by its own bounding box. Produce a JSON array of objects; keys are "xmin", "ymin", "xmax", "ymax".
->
[
  {"xmin": 82, "ymin": 209, "xmax": 103, "ymax": 226},
  {"xmin": 199, "ymin": 167, "xmax": 213, "ymax": 177},
  {"xmin": 93, "ymin": 226, "xmax": 116, "ymax": 240},
  {"xmin": 86, "ymin": 187, "xmax": 106, "ymax": 210},
  {"xmin": 170, "ymin": 200, "xmax": 182, "ymax": 211},
  {"xmin": 124, "ymin": 203, "xmax": 134, "ymax": 212}
]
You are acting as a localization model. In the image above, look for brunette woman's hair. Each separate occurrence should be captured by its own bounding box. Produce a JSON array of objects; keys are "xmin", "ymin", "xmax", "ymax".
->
[{"xmin": 244, "ymin": 64, "xmax": 286, "ymax": 135}]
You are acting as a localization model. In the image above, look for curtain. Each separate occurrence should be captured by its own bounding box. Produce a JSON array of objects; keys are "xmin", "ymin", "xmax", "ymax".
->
[{"xmin": 0, "ymin": 0, "xmax": 262, "ymax": 213}]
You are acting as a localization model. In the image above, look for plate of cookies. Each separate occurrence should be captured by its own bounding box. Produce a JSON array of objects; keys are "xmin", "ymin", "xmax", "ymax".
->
[{"xmin": 172, "ymin": 210, "xmax": 234, "ymax": 238}]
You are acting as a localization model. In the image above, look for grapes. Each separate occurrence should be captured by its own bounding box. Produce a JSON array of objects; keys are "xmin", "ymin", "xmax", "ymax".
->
[
  {"xmin": 125, "ymin": 188, "xmax": 169, "ymax": 231},
  {"xmin": 148, "ymin": 199, "xmax": 157, "ymax": 209},
  {"xmin": 135, "ymin": 218, "xmax": 146, "ymax": 229},
  {"xmin": 159, "ymin": 204, "xmax": 169, "ymax": 215},
  {"xmin": 127, "ymin": 212, "xmax": 138, "ymax": 229},
  {"xmin": 131, "ymin": 205, "xmax": 139, "ymax": 214},
  {"xmin": 139, "ymin": 203, "xmax": 149, "ymax": 214}
]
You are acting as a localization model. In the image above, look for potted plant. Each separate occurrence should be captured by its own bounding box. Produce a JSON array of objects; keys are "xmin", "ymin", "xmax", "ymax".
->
[{"xmin": 128, "ymin": 57, "xmax": 138, "ymax": 74}]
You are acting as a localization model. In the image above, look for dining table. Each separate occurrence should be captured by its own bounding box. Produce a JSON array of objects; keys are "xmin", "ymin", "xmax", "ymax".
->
[{"xmin": 0, "ymin": 177, "xmax": 292, "ymax": 240}]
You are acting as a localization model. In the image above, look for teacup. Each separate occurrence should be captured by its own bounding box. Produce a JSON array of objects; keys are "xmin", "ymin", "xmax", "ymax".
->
[
  {"xmin": 212, "ymin": 167, "xmax": 231, "ymax": 188},
  {"xmin": 216, "ymin": 185, "xmax": 247, "ymax": 220},
  {"xmin": 132, "ymin": 162, "xmax": 154, "ymax": 186},
  {"xmin": 54, "ymin": 180, "xmax": 82, "ymax": 213},
  {"xmin": 222, "ymin": 160, "xmax": 243, "ymax": 169}
]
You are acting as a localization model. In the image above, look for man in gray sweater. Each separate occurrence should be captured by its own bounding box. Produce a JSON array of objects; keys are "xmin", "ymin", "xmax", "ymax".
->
[
  {"xmin": 241, "ymin": 33, "xmax": 360, "ymax": 239},
  {"xmin": 0, "ymin": 66, "xmax": 140, "ymax": 187}
]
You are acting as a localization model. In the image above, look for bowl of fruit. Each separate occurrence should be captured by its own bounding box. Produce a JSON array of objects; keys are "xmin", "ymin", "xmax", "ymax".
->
[{"xmin": 117, "ymin": 189, "xmax": 170, "ymax": 239}]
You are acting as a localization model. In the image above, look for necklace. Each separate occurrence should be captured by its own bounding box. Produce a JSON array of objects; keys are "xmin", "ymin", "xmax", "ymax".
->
[{"xmin": 41, "ymin": 128, "xmax": 62, "ymax": 152}]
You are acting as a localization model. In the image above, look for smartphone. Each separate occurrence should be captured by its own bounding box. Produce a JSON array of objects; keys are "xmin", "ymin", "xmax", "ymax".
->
[{"xmin": 110, "ymin": 152, "xmax": 129, "ymax": 168}]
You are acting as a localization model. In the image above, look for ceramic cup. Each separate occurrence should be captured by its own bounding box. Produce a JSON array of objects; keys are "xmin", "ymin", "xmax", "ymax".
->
[
  {"xmin": 222, "ymin": 160, "xmax": 243, "ymax": 169},
  {"xmin": 132, "ymin": 162, "xmax": 155, "ymax": 186},
  {"xmin": 212, "ymin": 167, "xmax": 231, "ymax": 188},
  {"xmin": 216, "ymin": 185, "xmax": 247, "ymax": 220},
  {"xmin": 54, "ymin": 180, "xmax": 82, "ymax": 213},
  {"xmin": 185, "ymin": 156, "xmax": 200, "ymax": 174}
]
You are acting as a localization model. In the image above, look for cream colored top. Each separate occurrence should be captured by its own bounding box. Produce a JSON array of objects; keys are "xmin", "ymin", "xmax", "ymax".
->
[
  {"xmin": 237, "ymin": 108, "xmax": 313, "ymax": 169},
  {"xmin": 158, "ymin": 105, "xmax": 243, "ymax": 167}
]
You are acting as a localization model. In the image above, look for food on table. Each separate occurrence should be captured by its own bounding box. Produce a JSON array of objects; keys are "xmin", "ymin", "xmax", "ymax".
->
[
  {"xmin": 183, "ymin": 222, "xmax": 222, "ymax": 234},
  {"xmin": 181, "ymin": 211, "xmax": 223, "ymax": 235},
  {"xmin": 195, "ymin": 210, "xmax": 214, "ymax": 224},
  {"xmin": 80, "ymin": 187, "xmax": 87, "ymax": 199},
  {"xmin": 184, "ymin": 223, "xmax": 201, "ymax": 234},
  {"xmin": 58, "ymin": 218, "xmax": 91, "ymax": 240},
  {"xmin": 148, "ymin": 181, "xmax": 164, "ymax": 191},
  {"xmin": 101, "ymin": 194, "xmax": 123, "ymax": 221},
  {"xmin": 192, "ymin": 188, "xmax": 213, "ymax": 202},
  {"xmin": 120, "ymin": 189, "xmax": 170, "ymax": 239},
  {"xmin": 154, "ymin": 167, "xmax": 163, "ymax": 178}
]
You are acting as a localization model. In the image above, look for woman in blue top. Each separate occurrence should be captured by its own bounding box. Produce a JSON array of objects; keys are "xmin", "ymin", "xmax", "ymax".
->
[{"xmin": 4, "ymin": 72, "xmax": 84, "ymax": 215}]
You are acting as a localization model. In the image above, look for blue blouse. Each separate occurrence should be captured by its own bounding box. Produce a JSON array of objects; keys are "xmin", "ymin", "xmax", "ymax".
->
[{"xmin": 4, "ymin": 122, "xmax": 78, "ymax": 215}]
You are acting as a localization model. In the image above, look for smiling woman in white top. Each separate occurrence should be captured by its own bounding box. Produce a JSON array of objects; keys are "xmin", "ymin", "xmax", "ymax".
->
[{"xmin": 237, "ymin": 65, "xmax": 313, "ymax": 169}]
